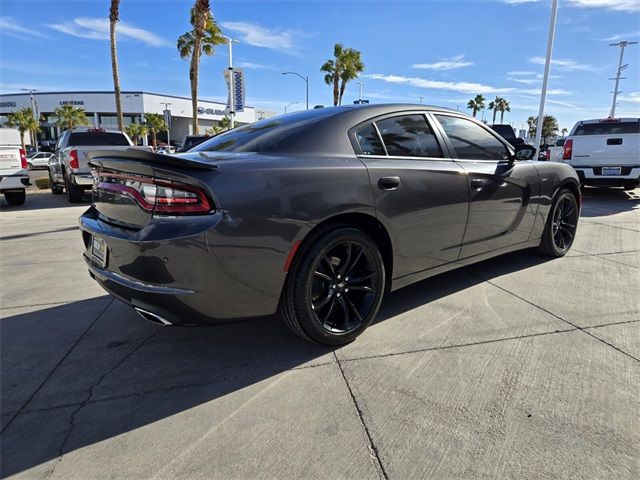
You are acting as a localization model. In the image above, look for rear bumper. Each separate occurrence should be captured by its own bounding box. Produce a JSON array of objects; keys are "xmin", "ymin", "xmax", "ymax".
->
[
  {"xmin": 0, "ymin": 174, "xmax": 29, "ymax": 192},
  {"xmin": 573, "ymin": 165, "xmax": 640, "ymax": 186},
  {"xmin": 72, "ymin": 173, "xmax": 94, "ymax": 187},
  {"xmin": 78, "ymin": 206, "xmax": 305, "ymax": 326}
]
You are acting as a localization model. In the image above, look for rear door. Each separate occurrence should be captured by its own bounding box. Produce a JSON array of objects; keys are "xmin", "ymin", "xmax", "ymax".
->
[
  {"xmin": 433, "ymin": 113, "xmax": 539, "ymax": 259},
  {"xmin": 353, "ymin": 113, "xmax": 469, "ymax": 279}
]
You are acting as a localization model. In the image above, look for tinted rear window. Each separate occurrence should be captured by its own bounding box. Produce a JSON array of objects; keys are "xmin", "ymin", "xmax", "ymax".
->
[
  {"xmin": 489, "ymin": 124, "xmax": 516, "ymax": 139},
  {"xmin": 68, "ymin": 132, "xmax": 130, "ymax": 146},
  {"xmin": 192, "ymin": 108, "xmax": 340, "ymax": 153},
  {"xmin": 573, "ymin": 122, "xmax": 640, "ymax": 136},
  {"xmin": 182, "ymin": 136, "xmax": 210, "ymax": 151}
]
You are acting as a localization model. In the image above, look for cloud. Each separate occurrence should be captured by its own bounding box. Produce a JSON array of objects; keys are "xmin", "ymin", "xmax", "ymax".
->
[
  {"xmin": 235, "ymin": 61, "xmax": 278, "ymax": 70},
  {"xmin": 220, "ymin": 22, "xmax": 298, "ymax": 51},
  {"xmin": 49, "ymin": 17, "xmax": 170, "ymax": 47},
  {"xmin": 411, "ymin": 55, "xmax": 474, "ymax": 71},
  {"xmin": 618, "ymin": 92, "xmax": 640, "ymax": 103},
  {"xmin": 0, "ymin": 16, "xmax": 49, "ymax": 39},
  {"xmin": 529, "ymin": 56, "xmax": 596, "ymax": 71},
  {"xmin": 503, "ymin": 0, "xmax": 640, "ymax": 11},
  {"xmin": 364, "ymin": 73, "xmax": 572, "ymax": 96},
  {"xmin": 508, "ymin": 71, "xmax": 537, "ymax": 76},
  {"xmin": 600, "ymin": 31, "xmax": 640, "ymax": 41}
]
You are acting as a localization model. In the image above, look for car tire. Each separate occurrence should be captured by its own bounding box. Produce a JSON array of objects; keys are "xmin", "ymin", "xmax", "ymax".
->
[
  {"xmin": 65, "ymin": 176, "xmax": 84, "ymax": 203},
  {"xmin": 49, "ymin": 171, "xmax": 63, "ymax": 194},
  {"xmin": 4, "ymin": 190, "xmax": 26, "ymax": 206},
  {"xmin": 27, "ymin": 162, "xmax": 33, "ymax": 170},
  {"xmin": 280, "ymin": 226, "xmax": 385, "ymax": 345},
  {"xmin": 538, "ymin": 188, "xmax": 578, "ymax": 257}
]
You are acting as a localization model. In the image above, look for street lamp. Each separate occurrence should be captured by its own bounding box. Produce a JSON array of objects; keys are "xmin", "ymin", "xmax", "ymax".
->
[
  {"xmin": 20, "ymin": 88, "xmax": 38, "ymax": 152},
  {"xmin": 161, "ymin": 102, "xmax": 172, "ymax": 147},
  {"xmin": 224, "ymin": 36, "xmax": 240, "ymax": 129},
  {"xmin": 284, "ymin": 102, "xmax": 299, "ymax": 114},
  {"xmin": 282, "ymin": 72, "xmax": 309, "ymax": 110}
]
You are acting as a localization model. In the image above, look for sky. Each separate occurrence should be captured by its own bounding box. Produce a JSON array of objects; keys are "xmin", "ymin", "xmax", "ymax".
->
[{"xmin": 1, "ymin": 0, "xmax": 639, "ymax": 132}]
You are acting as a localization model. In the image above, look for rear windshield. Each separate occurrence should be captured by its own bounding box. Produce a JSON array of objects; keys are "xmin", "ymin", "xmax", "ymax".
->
[
  {"xmin": 191, "ymin": 108, "xmax": 340, "ymax": 153},
  {"xmin": 573, "ymin": 122, "xmax": 640, "ymax": 136},
  {"xmin": 182, "ymin": 136, "xmax": 209, "ymax": 150},
  {"xmin": 489, "ymin": 124, "xmax": 516, "ymax": 139},
  {"xmin": 68, "ymin": 132, "xmax": 130, "ymax": 146}
]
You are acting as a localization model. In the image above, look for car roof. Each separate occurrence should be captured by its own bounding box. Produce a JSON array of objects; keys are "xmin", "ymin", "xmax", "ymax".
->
[{"xmin": 576, "ymin": 118, "xmax": 639, "ymax": 124}]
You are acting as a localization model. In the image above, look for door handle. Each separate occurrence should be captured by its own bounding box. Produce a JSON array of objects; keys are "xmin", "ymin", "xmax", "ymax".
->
[
  {"xmin": 470, "ymin": 178, "xmax": 488, "ymax": 189},
  {"xmin": 378, "ymin": 176, "xmax": 401, "ymax": 190}
]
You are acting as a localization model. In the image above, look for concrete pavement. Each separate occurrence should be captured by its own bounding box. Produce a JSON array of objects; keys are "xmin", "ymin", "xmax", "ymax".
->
[{"xmin": 1, "ymin": 186, "xmax": 638, "ymax": 479}]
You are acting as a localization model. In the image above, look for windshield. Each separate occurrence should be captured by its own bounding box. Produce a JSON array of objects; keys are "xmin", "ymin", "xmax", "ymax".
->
[
  {"xmin": 191, "ymin": 108, "xmax": 341, "ymax": 153},
  {"xmin": 68, "ymin": 132, "xmax": 130, "ymax": 146},
  {"xmin": 574, "ymin": 122, "xmax": 640, "ymax": 136}
]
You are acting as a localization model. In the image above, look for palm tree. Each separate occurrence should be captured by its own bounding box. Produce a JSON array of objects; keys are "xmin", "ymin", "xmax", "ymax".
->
[
  {"xmin": 321, "ymin": 44, "xmax": 365, "ymax": 106},
  {"xmin": 177, "ymin": 0, "xmax": 225, "ymax": 135},
  {"xmin": 498, "ymin": 98, "xmax": 511, "ymax": 123},
  {"xmin": 6, "ymin": 107, "xmax": 40, "ymax": 150},
  {"xmin": 487, "ymin": 96, "xmax": 501, "ymax": 124},
  {"xmin": 466, "ymin": 94, "xmax": 485, "ymax": 118},
  {"xmin": 526, "ymin": 115, "xmax": 559, "ymax": 143},
  {"xmin": 52, "ymin": 105, "xmax": 90, "ymax": 131},
  {"xmin": 561, "ymin": 127, "xmax": 568, "ymax": 137},
  {"xmin": 125, "ymin": 123, "xmax": 148, "ymax": 145},
  {"xmin": 144, "ymin": 113, "xmax": 167, "ymax": 148},
  {"xmin": 109, "ymin": 0, "xmax": 124, "ymax": 131},
  {"xmin": 526, "ymin": 116, "xmax": 537, "ymax": 138}
]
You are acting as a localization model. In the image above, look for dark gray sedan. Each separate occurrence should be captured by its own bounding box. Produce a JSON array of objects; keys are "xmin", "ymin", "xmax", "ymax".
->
[{"xmin": 79, "ymin": 104, "xmax": 580, "ymax": 345}]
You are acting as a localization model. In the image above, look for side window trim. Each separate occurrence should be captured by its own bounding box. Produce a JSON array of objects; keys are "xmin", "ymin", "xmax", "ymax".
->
[
  {"xmin": 433, "ymin": 112, "xmax": 512, "ymax": 162},
  {"xmin": 371, "ymin": 122, "xmax": 388, "ymax": 156}
]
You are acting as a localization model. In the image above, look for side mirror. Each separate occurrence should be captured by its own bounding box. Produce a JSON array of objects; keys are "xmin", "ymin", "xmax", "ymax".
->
[{"xmin": 513, "ymin": 144, "xmax": 536, "ymax": 161}]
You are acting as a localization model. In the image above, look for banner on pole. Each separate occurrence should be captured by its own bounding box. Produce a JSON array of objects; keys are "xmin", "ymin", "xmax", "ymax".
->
[
  {"xmin": 224, "ymin": 68, "xmax": 245, "ymax": 113},
  {"xmin": 163, "ymin": 109, "xmax": 172, "ymax": 129}
]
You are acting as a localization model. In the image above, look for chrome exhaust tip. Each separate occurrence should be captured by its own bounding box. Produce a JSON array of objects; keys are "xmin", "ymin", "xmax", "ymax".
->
[{"xmin": 134, "ymin": 307, "xmax": 173, "ymax": 326}]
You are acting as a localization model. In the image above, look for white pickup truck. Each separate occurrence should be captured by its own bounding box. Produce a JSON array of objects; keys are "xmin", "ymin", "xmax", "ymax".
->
[
  {"xmin": 0, "ymin": 144, "xmax": 29, "ymax": 206},
  {"xmin": 48, "ymin": 127, "xmax": 151, "ymax": 203},
  {"xmin": 553, "ymin": 118, "xmax": 640, "ymax": 190}
]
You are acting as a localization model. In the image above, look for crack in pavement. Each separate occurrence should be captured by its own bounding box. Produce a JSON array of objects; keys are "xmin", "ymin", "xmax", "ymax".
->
[
  {"xmin": 571, "ymin": 248, "xmax": 640, "ymax": 270},
  {"xmin": 47, "ymin": 329, "xmax": 161, "ymax": 479},
  {"xmin": 580, "ymin": 220, "xmax": 640, "ymax": 234},
  {"xmin": 333, "ymin": 351, "xmax": 389, "ymax": 480},
  {"xmin": 0, "ymin": 299, "xmax": 114, "ymax": 435},
  {"xmin": 475, "ymin": 276, "xmax": 640, "ymax": 363}
]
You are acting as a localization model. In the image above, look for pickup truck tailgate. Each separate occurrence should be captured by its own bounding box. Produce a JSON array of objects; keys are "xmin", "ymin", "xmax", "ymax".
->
[
  {"xmin": 0, "ymin": 146, "xmax": 24, "ymax": 172},
  {"xmin": 570, "ymin": 120, "xmax": 640, "ymax": 165}
]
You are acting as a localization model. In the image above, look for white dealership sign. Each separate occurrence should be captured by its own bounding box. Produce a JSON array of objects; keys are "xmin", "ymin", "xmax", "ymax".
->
[{"xmin": 224, "ymin": 68, "xmax": 245, "ymax": 113}]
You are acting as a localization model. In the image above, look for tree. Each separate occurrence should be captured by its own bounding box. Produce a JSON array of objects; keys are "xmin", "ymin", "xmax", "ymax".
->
[
  {"xmin": 487, "ymin": 96, "xmax": 502, "ymax": 124},
  {"xmin": 125, "ymin": 123, "xmax": 148, "ymax": 145},
  {"xmin": 321, "ymin": 43, "xmax": 365, "ymax": 106},
  {"xmin": 144, "ymin": 113, "xmax": 167, "ymax": 148},
  {"xmin": 498, "ymin": 98, "xmax": 510, "ymax": 123},
  {"xmin": 561, "ymin": 127, "xmax": 568, "ymax": 137},
  {"xmin": 206, "ymin": 115, "xmax": 233, "ymax": 135},
  {"xmin": 177, "ymin": 0, "xmax": 225, "ymax": 135},
  {"xmin": 6, "ymin": 107, "xmax": 40, "ymax": 150},
  {"xmin": 109, "ymin": 0, "xmax": 124, "ymax": 131},
  {"xmin": 527, "ymin": 115, "xmax": 559, "ymax": 144},
  {"xmin": 466, "ymin": 94, "xmax": 485, "ymax": 118},
  {"xmin": 52, "ymin": 105, "xmax": 91, "ymax": 131}
]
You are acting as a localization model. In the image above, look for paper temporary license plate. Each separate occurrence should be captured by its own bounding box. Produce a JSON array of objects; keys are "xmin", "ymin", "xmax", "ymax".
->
[
  {"xmin": 90, "ymin": 236, "xmax": 108, "ymax": 268},
  {"xmin": 602, "ymin": 166, "xmax": 622, "ymax": 176}
]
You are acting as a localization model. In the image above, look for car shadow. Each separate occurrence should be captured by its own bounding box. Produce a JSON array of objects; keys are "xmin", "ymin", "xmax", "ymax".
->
[
  {"xmin": 0, "ymin": 192, "xmax": 91, "ymax": 212},
  {"xmin": 579, "ymin": 187, "xmax": 639, "ymax": 218},
  {"xmin": 0, "ymin": 249, "xmax": 551, "ymax": 477}
]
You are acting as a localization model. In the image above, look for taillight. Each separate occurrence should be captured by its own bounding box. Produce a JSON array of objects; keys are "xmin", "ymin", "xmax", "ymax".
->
[
  {"xmin": 69, "ymin": 150, "xmax": 79, "ymax": 169},
  {"xmin": 19, "ymin": 149, "xmax": 27, "ymax": 169},
  {"xmin": 95, "ymin": 172, "xmax": 213, "ymax": 215},
  {"xmin": 546, "ymin": 148, "xmax": 550, "ymax": 160},
  {"xmin": 563, "ymin": 139, "xmax": 573, "ymax": 160}
]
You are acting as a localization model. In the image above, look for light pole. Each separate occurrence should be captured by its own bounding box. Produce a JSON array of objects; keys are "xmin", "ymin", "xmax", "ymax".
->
[
  {"xmin": 284, "ymin": 102, "xmax": 299, "ymax": 114},
  {"xmin": 609, "ymin": 41, "xmax": 637, "ymax": 118},
  {"xmin": 419, "ymin": 96, "xmax": 424, "ymax": 105},
  {"xmin": 21, "ymin": 88, "xmax": 38, "ymax": 152},
  {"xmin": 282, "ymin": 72, "xmax": 309, "ymax": 110},
  {"xmin": 534, "ymin": 0, "xmax": 559, "ymax": 154},
  {"xmin": 224, "ymin": 36, "xmax": 239, "ymax": 129},
  {"xmin": 161, "ymin": 102, "xmax": 172, "ymax": 147}
]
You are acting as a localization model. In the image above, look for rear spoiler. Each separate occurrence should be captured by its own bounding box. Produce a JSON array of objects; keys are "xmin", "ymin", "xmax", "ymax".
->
[{"xmin": 87, "ymin": 148, "xmax": 218, "ymax": 171}]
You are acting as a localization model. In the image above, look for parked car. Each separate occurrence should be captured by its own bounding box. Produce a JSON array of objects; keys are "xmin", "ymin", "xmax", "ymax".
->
[
  {"xmin": 26, "ymin": 151, "xmax": 53, "ymax": 170},
  {"xmin": 177, "ymin": 135, "xmax": 210, "ymax": 152},
  {"xmin": 156, "ymin": 146, "xmax": 175, "ymax": 155},
  {"xmin": 48, "ymin": 127, "xmax": 151, "ymax": 203},
  {"xmin": 546, "ymin": 138, "xmax": 566, "ymax": 163},
  {"xmin": 80, "ymin": 104, "xmax": 580, "ymax": 345},
  {"xmin": 489, "ymin": 124, "xmax": 524, "ymax": 147},
  {"xmin": 0, "ymin": 145, "xmax": 29, "ymax": 205},
  {"xmin": 559, "ymin": 118, "xmax": 639, "ymax": 190}
]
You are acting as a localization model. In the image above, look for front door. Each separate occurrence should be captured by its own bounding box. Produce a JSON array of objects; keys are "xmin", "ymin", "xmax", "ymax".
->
[
  {"xmin": 353, "ymin": 113, "xmax": 469, "ymax": 280},
  {"xmin": 433, "ymin": 114, "xmax": 539, "ymax": 259}
]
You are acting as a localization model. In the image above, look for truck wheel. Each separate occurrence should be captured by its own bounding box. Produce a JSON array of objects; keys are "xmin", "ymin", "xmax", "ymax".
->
[
  {"xmin": 49, "ymin": 171, "xmax": 64, "ymax": 194},
  {"xmin": 4, "ymin": 190, "xmax": 26, "ymax": 206},
  {"xmin": 65, "ymin": 176, "xmax": 84, "ymax": 203}
]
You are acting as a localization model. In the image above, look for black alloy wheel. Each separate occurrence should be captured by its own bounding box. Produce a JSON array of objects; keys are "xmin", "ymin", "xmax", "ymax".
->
[
  {"xmin": 280, "ymin": 227, "xmax": 385, "ymax": 345},
  {"xmin": 539, "ymin": 188, "xmax": 578, "ymax": 257}
]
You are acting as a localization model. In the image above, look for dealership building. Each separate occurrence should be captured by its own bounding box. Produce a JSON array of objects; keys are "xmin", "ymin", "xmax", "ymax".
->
[{"xmin": 0, "ymin": 91, "xmax": 275, "ymax": 147}]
